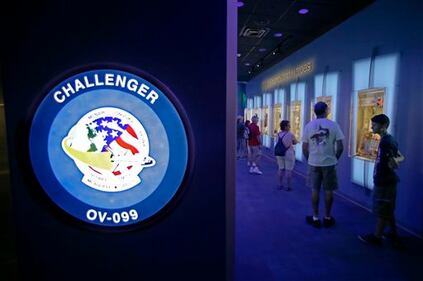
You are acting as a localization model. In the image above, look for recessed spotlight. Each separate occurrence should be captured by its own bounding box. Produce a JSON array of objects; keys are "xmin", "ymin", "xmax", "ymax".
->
[
  {"xmin": 272, "ymin": 46, "xmax": 281, "ymax": 55},
  {"xmin": 298, "ymin": 8, "xmax": 309, "ymax": 15},
  {"xmin": 258, "ymin": 48, "xmax": 267, "ymax": 52},
  {"xmin": 244, "ymin": 62, "xmax": 251, "ymax": 66},
  {"xmin": 237, "ymin": 53, "xmax": 241, "ymax": 57},
  {"xmin": 273, "ymin": 32, "xmax": 283, "ymax": 38},
  {"xmin": 237, "ymin": 1, "xmax": 244, "ymax": 8}
]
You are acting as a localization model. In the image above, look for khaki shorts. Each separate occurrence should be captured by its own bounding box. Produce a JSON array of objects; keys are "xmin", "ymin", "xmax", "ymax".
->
[
  {"xmin": 307, "ymin": 165, "xmax": 338, "ymax": 191},
  {"xmin": 276, "ymin": 155, "xmax": 295, "ymax": 171}
]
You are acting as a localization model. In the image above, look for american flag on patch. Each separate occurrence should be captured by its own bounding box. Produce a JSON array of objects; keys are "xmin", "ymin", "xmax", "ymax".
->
[{"xmin": 89, "ymin": 116, "xmax": 141, "ymax": 175}]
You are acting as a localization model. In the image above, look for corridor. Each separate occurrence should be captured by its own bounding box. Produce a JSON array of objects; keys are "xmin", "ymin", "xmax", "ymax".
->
[{"xmin": 235, "ymin": 152, "xmax": 423, "ymax": 281}]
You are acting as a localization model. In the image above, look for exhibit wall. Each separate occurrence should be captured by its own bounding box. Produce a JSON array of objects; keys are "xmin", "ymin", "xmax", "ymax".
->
[
  {"xmin": 1, "ymin": 1, "xmax": 234, "ymax": 280},
  {"xmin": 245, "ymin": 0, "xmax": 423, "ymax": 235}
]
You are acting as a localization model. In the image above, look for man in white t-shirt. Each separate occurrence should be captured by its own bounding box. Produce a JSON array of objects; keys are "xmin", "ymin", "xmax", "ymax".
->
[{"xmin": 302, "ymin": 102, "xmax": 344, "ymax": 228}]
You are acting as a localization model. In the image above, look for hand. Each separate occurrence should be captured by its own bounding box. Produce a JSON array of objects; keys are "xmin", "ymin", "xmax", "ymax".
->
[{"xmin": 388, "ymin": 157, "xmax": 399, "ymax": 169}]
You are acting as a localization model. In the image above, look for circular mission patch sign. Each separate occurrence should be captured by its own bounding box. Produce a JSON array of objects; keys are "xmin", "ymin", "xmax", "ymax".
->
[{"xmin": 29, "ymin": 67, "xmax": 191, "ymax": 227}]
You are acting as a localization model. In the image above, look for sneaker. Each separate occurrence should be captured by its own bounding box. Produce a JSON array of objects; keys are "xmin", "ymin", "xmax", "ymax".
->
[
  {"xmin": 383, "ymin": 233, "xmax": 406, "ymax": 251},
  {"xmin": 358, "ymin": 234, "xmax": 382, "ymax": 246},
  {"xmin": 247, "ymin": 162, "xmax": 251, "ymax": 167},
  {"xmin": 323, "ymin": 216, "xmax": 336, "ymax": 227},
  {"xmin": 249, "ymin": 166, "xmax": 254, "ymax": 174},
  {"xmin": 253, "ymin": 167, "xmax": 263, "ymax": 175},
  {"xmin": 382, "ymin": 232, "xmax": 397, "ymax": 240},
  {"xmin": 305, "ymin": 216, "xmax": 321, "ymax": 228}
]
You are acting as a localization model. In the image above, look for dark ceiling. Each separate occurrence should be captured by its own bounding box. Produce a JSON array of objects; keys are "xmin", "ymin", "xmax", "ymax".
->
[{"xmin": 237, "ymin": 0, "xmax": 375, "ymax": 82}]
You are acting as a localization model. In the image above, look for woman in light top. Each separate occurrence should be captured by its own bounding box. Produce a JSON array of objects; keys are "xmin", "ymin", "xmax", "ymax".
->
[{"xmin": 275, "ymin": 120, "xmax": 298, "ymax": 191}]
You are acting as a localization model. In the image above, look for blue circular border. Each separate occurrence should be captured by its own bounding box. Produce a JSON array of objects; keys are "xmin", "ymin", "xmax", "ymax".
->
[{"xmin": 29, "ymin": 67, "xmax": 191, "ymax": 228}]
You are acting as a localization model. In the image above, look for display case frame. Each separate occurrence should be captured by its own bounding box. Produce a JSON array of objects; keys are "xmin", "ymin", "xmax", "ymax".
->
[
  {"xmin": 290, "ymin": 100, "xmax": 302, "ymax": 142},
  {"xmin": 349, "ymin": 87, "xmax": 385, "ymax": 161},
  {"xmin": 273, "ymin": 104, "xmax": 282, "ymax": 135},
  {"xmin": 262, "ymin": 105, "xmax": 269, "ymax": 136}
]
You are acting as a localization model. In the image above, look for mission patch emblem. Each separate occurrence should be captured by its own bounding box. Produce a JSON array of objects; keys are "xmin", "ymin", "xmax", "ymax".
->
[{"xmin": 29, "ymin": 68, "xmax": 190, "ymax": 227}]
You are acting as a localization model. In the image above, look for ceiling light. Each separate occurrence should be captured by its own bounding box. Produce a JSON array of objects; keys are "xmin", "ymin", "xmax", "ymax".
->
[
  {"xmin": 272, "ymin": 45, "xmax": 281, "ymax": 55},
  {"xmin": 258, "ymin": 48, "xmax": 267, "ymax": 52},
  {"xmin": 237, "ymin": 53, "xmax": 241, "ymax": 57},
  {"xmin": 298, "ymin": 8, "xmax": 309, "ymax": 15},
  {"xmin": 244, "ymin": 62, "xmax": 251, "ymax": 66},
  {"xmin": 237, "ymin": 1, "xmax": 244, "ymax": 8},
  {"xmin": 273, "ymin": 32, "xmax": 283, "ymax": 38}
]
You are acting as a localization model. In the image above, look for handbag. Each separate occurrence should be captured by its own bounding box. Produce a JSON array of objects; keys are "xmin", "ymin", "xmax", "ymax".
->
[{"xmin": 274, "ymin": 133, "xmax": 288, "ymax": 156}]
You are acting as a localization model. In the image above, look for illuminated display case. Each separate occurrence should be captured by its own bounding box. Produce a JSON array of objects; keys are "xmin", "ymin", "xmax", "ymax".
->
[
  {"xmin": 310, "ymin": 96, "xmax": 333, "ymax": 121},
  {"xmin": 313, "ymin": 72, "xmax": 339, "ymax": 121},
  {"xmin": 273, "ymin": 104, "xmax": 282, "ymax": 134},
  {"xmin": 290, "ymin": 101, "xmax": 302, "ymax": 141},
  {"xmin": 262, "ymin": 105, "xmax": 269, "ymax": 135},
  {"xmin": 252, "ymin": 109, "xmax": 257, "ymax": 120},
  {"xmin": 244, "ymin": 108, "xmax": 253, "ymax": 123},
  {"xmin": 290, "ymin": 82, "xmax": 306, "ymax": 161},
  {"xmin": 351, "ymin": 54, "xmax": 398, "ymax": 189},
  {"xmin": 354, "ymin": 88, "xmax": 384, "ymax": 160},
  {"xmin": 315, "ymin": 96, "xmax": 333, "ymax": 120},
  {"xmin": 252, "ymin": 109, "xmax": 259, "ymax": 124},
  {"xmin": 244, "ymin": 98, "xmax": 254, "ymax": 123}
]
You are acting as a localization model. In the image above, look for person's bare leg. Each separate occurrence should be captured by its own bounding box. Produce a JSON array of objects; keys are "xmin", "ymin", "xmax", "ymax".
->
[
  {"xmin": 312, "ymin": 189, "xmax": 319, "ymax": 217},
  {"xmin": 286, "ymin": 170, "xmax": 292, "ymax": 190},
  {"xmin": 278, "ymin": 169, "xmax": 284, "ymax": 188},
  {"xmin": 324, "ymin": 191, "xmax": 334, "ymax": 217}
]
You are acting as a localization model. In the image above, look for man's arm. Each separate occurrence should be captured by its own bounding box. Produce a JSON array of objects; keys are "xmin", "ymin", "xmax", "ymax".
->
[
  {"xmin": 302, "ymin": 142, "xmax": 309, "ymax": 160},
  {"xmin": 335, "ymin": 140, "xmax": 344, "ymax": 160}
]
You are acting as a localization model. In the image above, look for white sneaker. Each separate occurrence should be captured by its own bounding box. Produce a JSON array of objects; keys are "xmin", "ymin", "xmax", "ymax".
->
[
  {"xmin": 247, "ymin": 162, "xmax": 251, "ymax": 167},
  {"xmin": 253, "ymin": 167, "xmax": 263, "ymax": 175},
  {"xmin": 249, "ymin": 166, "xmax": 254, "ymax": 173}
]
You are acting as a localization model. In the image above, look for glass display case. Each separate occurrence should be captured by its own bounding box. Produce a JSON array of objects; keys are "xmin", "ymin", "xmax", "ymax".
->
[
  {"xmin": 252, "ymin": 109, "xmax": 258, "ymax": 121},
  {"xmin": 273, "ymin": 104, "xmax": 282, "ymax": 134},
  {"xmin": 262, "ymin": 105, "xmax": 269, "ymax": 135},
  {"xmin": 317, "ymin": 96, "xmax": 333, "ymax": 120},
  {"xmin": 251, "ymin": 108, "xmax": 261, "ymax": 130},
  {"xmin": 244, "ymin": 108, "xmax": 253, "ymax": 123},
  {"xmin": 290, "ymin": 101, "xmax": 302, "ymax": 141},
  {"xmin": 355, "ymin": 88, "xmax": 384, "ymax": 160},
  {"xmin": 311, "ymin": 96, "xmax": 333, "ymax": 120}
]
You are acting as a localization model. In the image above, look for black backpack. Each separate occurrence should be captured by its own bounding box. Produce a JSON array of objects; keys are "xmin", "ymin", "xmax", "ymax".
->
[{"xmin": 274, "ymin": 133, "xmax": 288, "ymax": 156}]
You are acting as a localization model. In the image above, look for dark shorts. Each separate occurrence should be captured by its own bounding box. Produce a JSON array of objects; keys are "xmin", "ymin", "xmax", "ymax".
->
[
  {"xmin": 307, "ymin": 165, "xmax": 338, "ymax": 191},
  {"xmin": 372, "ymin": 184, "xmax": 397, "ymax": 219}
]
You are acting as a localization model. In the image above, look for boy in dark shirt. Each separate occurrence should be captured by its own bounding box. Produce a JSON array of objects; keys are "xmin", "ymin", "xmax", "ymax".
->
[{"xmin": 358, "ymin": 114, "xmax": 404, "ymax": 248}]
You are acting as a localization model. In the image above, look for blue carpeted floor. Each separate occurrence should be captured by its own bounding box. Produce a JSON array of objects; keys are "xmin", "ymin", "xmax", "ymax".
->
[{"xmin": 235, "ymin": 153, "xmax": 423, "ymax": 281}]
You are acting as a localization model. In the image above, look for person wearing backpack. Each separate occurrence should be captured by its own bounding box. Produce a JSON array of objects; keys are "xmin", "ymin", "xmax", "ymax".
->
[
  {"xmin": 275, "ymin": 120, "xmax": 298, "ymax": 191},
  {"xmin": 358, "ymin": 114, "xmax": 405, "ymax": 249}
]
